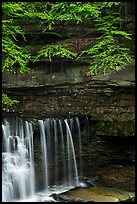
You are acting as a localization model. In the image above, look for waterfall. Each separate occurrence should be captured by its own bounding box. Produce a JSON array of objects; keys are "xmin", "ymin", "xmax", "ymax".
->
[
  {"xmin": 2, "ymin": 117, "xmax": 35, "ymax": 202},
  {"xmin": 65, "ymin": 119, "xmax": 79, "ymax": 186},
  {"xmin": 53, "ymin": 119, "xmax": 59, "ymax": 185},
  {"xmin": 2, "ymin": 116, "xmax": 84, "ymax": 202},
  {"xmin": 58, "ymin": 119, "xmax": 67, "ymax": 184},
  {"xmin": 75, "ymin": 117, "xmax": 83, "ymax": 178},
  {"xmin": 38, "ymin": 120, "xmax": 49, "ymax": 192},
  {"xmin": 25, "ymin": 121, "xmax": 35, "ymax": 195}
]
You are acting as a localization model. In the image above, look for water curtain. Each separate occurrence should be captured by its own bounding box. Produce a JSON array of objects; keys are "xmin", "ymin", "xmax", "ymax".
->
[{"xmin": 2, "ymin": 116, "xmax": 83, "ymax": 202}]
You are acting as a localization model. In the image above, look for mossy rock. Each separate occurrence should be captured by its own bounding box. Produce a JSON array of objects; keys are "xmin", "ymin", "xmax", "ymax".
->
[{"xmin": 57, "ymin": 186, "xmax": 135, "ymax": 202}]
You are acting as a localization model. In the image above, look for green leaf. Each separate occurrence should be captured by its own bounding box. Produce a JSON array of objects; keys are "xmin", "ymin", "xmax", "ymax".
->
[{"xmin": 2, "ymin": 93, "xmax": 19, "ymax": 106}]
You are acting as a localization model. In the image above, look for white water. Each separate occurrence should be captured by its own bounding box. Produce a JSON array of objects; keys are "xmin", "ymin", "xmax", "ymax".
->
[
  {"xmin": 38, "ymin": 120, "xmax": 49, "ymax": 192},
  {"xmin": 65, "ymin": 119, "xmax": 79, "ymax": 186},
  {"xmin": 2, "ymin": 117, "xmax": 83, "ymax": 202},
  {"xmin": 53, "ymin": 119, "xmax": 59, "ymax": 185},
  {"xmin": 75, "ymin": 117, "xmax": 83, "ymax": 178},
  {"xmin": 2, "ymin": 118, "xmax": 35, "ymax": 202},
  {"xmin": 59, "ymin": 119, "xmax": 67, "ymax": 184}
]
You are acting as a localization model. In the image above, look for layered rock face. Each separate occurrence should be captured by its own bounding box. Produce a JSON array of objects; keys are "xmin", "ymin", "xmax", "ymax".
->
[{"xmin": 2, "ymin": 62, "xmax": 135, "ymax": 136}]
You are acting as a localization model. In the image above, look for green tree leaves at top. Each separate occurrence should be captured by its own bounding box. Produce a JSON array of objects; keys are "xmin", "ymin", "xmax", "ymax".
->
[
  {"xmin": 2, "ymin": 2, "xmax": 132, "ymax": 75},
  {"xmin": 77, "ymin": 7, "xmax": 132, "ymax": 75},
  {"xmin": 2, "ymin": 5, "xmax": 31, "ymax": 73}
]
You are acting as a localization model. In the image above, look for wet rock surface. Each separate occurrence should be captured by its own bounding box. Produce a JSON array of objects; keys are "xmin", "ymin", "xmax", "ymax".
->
[
  {"xmin": 50, "ymin": 162, "xmax": 135, "ymax": 202},
  {"xmin": 52, "ymin": 186, "xmax": 135, "ymax": 202},
  {"xmin": 96, "ymin": 165, "xmax": 135, "ymax": 192}
]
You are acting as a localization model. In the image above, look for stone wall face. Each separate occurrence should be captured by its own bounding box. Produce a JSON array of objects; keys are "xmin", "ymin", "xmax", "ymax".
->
[
  {"xmin": 3, "ymin": 78, "xmax": 135, "ymax": 136},
  {"xmin": 2, "ymin": 57, "xmax": 135, "ymax": 137}
]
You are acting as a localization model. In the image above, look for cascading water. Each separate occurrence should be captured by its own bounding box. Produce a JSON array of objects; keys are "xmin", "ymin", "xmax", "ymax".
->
[
  {"xmin": 38, "ymin": 120, "xmax": 49, "ymax": 192},
  {"xmin": 2, "ymin": 117, "xmax": 35, "ymax": 202},
  {"xmin": 2, "ymin": 116, "xmax": 84, "ymax": 202},
  {"xmin": 75, "ymin": 117, "xmax": 83, "ymax": 178},
  {"xmin": 65, "ymin": 119, "xmax": 79, "ymax": 186}
]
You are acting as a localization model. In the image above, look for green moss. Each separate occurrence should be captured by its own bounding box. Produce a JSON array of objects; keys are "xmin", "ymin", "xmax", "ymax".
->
[
  {"xmin": 127, "ymin": 115, "xmax": 135, "ymax": 123},
  {"xmin": 95, "ymin": 120, "xmax": 135, "ymax": 137}
]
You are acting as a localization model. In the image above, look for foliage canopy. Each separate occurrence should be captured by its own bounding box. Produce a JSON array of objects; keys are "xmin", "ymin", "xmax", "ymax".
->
[{"xmin": 2, "ymin": 2, "xmax": 132, "ymax": 74}]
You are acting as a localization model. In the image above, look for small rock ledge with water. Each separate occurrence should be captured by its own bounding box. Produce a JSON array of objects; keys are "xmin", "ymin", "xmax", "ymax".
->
[{"xmin": 51, "ymin": 186, "xmax": 135, "ymax": 202}]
